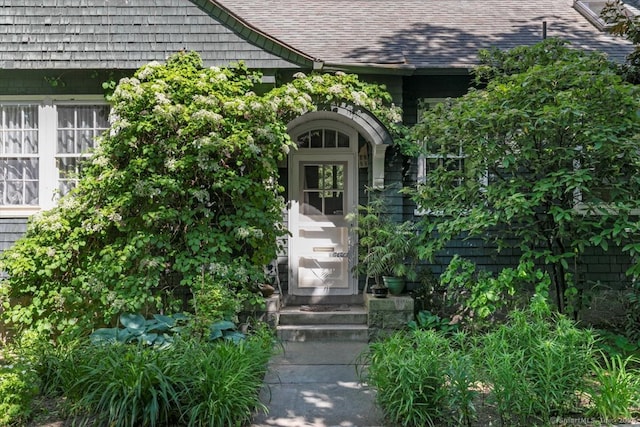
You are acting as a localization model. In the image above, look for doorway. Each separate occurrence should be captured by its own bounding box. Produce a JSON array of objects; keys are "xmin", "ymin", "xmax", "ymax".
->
[{"xmin": 288, "ymin": 122, "xmax": 358, "ymax": 296}]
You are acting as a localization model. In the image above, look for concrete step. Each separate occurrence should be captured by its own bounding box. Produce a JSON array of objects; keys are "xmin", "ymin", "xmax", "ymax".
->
[
  {"xmin": 276, "ymin": 304, "xmax": 369, "ymax": 342},
  {"xmin": 278, "ymin": 305, "xmax": 367, "ymax": 326},
  {"xmin": 283, "ymin": 295, "xmax": 364, "ymax": 306},
  {"xmin": 277, "ymin": 324, "xmax": 369, "ymax": 342}
]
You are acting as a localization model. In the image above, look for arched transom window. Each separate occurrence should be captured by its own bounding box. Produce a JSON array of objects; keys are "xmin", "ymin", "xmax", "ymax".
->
[{"xmin": 295, "ymin": 128, "xmax": 351, "ymax": 149}]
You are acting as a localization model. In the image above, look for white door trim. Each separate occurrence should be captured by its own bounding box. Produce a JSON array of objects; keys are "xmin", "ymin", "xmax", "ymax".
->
[{"xmin": 288, "ymin": 122, "xmax": 358, "ymax": 296}]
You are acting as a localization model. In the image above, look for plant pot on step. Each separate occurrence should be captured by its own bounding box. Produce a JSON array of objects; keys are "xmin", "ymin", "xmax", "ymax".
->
[
  {"xmin": 383, "ymin": 276, "xmax": 405, "ymax": 296},
  {"xmin": 371, "ymin": 285, "xmax": 389, "ymax": 298}
]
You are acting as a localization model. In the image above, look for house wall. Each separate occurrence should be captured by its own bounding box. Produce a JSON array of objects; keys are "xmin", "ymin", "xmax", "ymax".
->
[
  {"xmin": 0, "ymin": 218, "xmax": 27, "ymax": 253},
  {"xmin": 397, "ymin": 73, "xmax": 635, "ymax": 321},
  {"xmin": 0, "ymin": 69, "xmax": 634, "ymax": 314},
  {"xmin": 0, "ymin": 70, "xmax": 128, "ymax": 96}
]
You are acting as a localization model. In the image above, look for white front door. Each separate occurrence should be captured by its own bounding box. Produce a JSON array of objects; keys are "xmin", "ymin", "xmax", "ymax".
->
[{"xmin": 288, "ymin": 126, "xmax": 358, "ymax": 296}]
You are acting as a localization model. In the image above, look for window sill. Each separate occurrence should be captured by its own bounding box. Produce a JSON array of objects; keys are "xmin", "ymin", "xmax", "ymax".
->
[
  {"xmin": 0, "ymin": 206, "xmax": 41, "ymax": 218},
  {"xmin": 574, "ymin": 202, "xmax": 640, "ymax": 216}
]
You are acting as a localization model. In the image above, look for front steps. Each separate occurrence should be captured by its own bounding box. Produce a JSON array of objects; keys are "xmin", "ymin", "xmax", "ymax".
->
[{"xmin": 277, "ymin": 302, "xmax": 369, "ymax": 342}]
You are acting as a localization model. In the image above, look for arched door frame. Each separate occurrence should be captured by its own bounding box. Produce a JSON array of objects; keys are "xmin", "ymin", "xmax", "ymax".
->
[
  {"xmin": 285, "ymin": 105, "xmax": 393, "ymax": 297},
  {"xmin": 286, "ymin": 103, "xmax": 392, "ymax": 190}
]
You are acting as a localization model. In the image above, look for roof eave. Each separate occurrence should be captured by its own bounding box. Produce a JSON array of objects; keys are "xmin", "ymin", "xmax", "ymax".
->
[
  {"xmin": 320, "ymin": 62, "xmax": 472, "ymax": 76},
  {"xmin": 191, "ymin": 0, "xmax": 316, "ymax": 68}
]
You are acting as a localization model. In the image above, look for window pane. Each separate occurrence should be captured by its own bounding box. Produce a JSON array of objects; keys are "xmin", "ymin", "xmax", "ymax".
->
[
  {"xmin": 1, "ymin": 105, "xmax": 39, "ymax": 155},
  {"xmin": 324, "ymin": 129, "xmax": 337, "ymax": 148},
  {"xmin": 57, "ymin": 129, "xmax": 75, "ymax": 153},
  {"xmin": 57, "ymin": 105, "xmax": 109, "ymax": 154},
  {"xmin": 337, "ymin": 131, "xmax": 350, "ymax": 148},
  {"xmin": 24, "ymin": 131, "xmax": 38, "ymax": 154},
  {"xmin": 57, "ymin": 157, "xmax": 81, "ymax": 196},
  {"xmin": 0, "ymin": 105, "xmax": 39, "ymax": 206},
  {"xmin": 0, "ymin": 158, "xmax": 38, "ymax": 205},
  {"xmin": 76, "ymin": 107, "xmax": 95, "ymax": 129},
  {"xmin": 57, "ymin": 107, "xmax": 75, "ymax": 129},
  {"xmin": 22, "ymin": 106, "xmax": 38, "ymax": 129},
  {"xmin": 302, "ymin": 191, "xmax": 323, "ymax": 215},
  {"xmin": 297, "ymin": 132, "xmax": 310, "ymax": 148},
  {"xmin": 5, "ymin": 106, "xmax": 22, "ymax": 130},
  {"xmin": 310, "ymin": 130, "xmax": 322, "ymax": 148},
  {"xmin": 78, "ymin": 130, "xmax": 95, "ymax": 152},
  {"xmin": 304, "ymin": 165, "xmax": 320, "ymax": 189},
  {"xmin": 5, "ymin": 130, "xmax": 23, "ymax": 154}
]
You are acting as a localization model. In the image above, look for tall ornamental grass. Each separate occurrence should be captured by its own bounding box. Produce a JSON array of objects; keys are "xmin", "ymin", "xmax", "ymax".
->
[{"xmin": 53, "ymin": 332, "xmax": 272, "ymax": 427}]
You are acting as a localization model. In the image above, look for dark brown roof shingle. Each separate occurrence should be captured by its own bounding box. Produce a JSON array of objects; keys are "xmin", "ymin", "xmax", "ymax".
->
[{"xmin": 214, "ymin": 0, "xmax": 634, "ymax": 70}]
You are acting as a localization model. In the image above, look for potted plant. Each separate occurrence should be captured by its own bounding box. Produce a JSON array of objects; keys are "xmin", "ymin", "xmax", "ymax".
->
[{"xmin": 352, "ymin": 198, "xmax": 418, "ymax": 297}]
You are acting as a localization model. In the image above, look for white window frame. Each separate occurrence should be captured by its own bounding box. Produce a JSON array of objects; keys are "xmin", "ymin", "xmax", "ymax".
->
[
  {"xmin": 0, "ymin": 96, "xmax": 108, "ymax": 217},
  {"xmin": 415, "ymin": 98, "xmax": 470, "ymax": 216},
  {"xmin": 572, "ymin": 154, "xmax": 640, "ymax": 215}
]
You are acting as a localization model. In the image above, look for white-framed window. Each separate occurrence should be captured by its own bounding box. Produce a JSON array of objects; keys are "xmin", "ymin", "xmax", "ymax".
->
[
  {"xmin": 0, "ymin": 97, "xmax": 109, "ymax": 217},
  {"xmin": 56, "ymin": 105, "xmax": 109, "ymax": 196},
  {"xmin": 572, "ymin": 155, "xmax": 640, "ymax": 215},
  {"xmin": 415, "ymin": 98, "xmax": 469, "ymax": 215},
  {"xmin": 418, "ymin": 142, "xmax": 466, "ymax": 187},
  {"xmin": 0, "ymin": 105, "xmax": 39, "ymax": 208}
]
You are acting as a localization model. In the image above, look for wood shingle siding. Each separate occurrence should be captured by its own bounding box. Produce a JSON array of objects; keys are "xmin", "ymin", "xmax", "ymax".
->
[
  {"xmin": 0, "ymin": 0, "xmax": 299, "ymax": 70},
  {"xmin": 0, "ymin": 218, "xmax": 26, "ymax": 252}
]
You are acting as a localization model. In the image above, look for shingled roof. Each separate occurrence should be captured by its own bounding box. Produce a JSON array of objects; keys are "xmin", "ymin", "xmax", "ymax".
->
[
  {"xmin": 0, "ymin": 0, "xmax": 302, "ymax": 70},
  {"xmin": 212, "ymin": 0, "xmax": 635, "ymax": 73},
  {"xmin": 0, "ymin": 0, "xmax": 634, "ymax": 73}
]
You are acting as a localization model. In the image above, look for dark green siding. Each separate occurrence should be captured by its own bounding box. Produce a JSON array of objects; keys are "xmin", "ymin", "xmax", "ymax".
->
[{"xmin": 0, "ymin": 70, "xmax": 131, "ymax": 96}]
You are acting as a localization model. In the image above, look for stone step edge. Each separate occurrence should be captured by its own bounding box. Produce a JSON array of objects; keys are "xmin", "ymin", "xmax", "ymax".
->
[{"xmin": 277, "ymin": 324, "xmax": 368, "ymax": 330}]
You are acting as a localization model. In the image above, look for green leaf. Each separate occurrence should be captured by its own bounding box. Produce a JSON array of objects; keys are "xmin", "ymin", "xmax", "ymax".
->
[
  {"xmin": 120, "ymin": 313, "xmax": 146, "ymax": 333},
  {"xmin": 90, "ymin": 328, "xmax": 119, "ymax": 344},
  {"xmin": 223, "ymin": 331, "xmax": 246, "ymax": 344}
]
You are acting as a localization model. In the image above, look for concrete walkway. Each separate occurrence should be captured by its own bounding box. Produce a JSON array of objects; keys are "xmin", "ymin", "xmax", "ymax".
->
[{"xmin": 250, "ymin": 341, "xmax": 385, "ymax": 427}]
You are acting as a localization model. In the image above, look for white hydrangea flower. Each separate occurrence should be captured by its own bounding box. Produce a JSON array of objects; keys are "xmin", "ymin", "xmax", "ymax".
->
[
  {"xmin": 328, "ymin": 84, "xmax": 344, "ymax": 94},
  {"xmin": 250, "ymin": 101, "xmax": 263, "ymax": 112},
  {"xmin": 267, "ymin": 99, "xmax": 280, "ymax": 112},
  {"xmin": 388, "ymin": 105, "xmax": 403, "ymax": 123},
  {"xmin": 210, "ymin": 72, "xmax": 228, "ymax": 83},
  {"xmin": 108, "ymin": 212, "xmax": 123, "ymax": 223},
  {"xmin": 91, "ymin": 154, "xmax": 109, "ymax": 168},
  {"xmin": 351, "ymin": 91, "xmax": 367, "ymax": 106},
  {"xmin": 165, "ymin": 158, "xmax": 177, "ymax": 171},
  {"xmin": 137, "ymin": 61, "xmax": 161, "ymax": 80},
  {"xmin": 293, "ymin": 72, "xmax": 306, "ymax": 79},
  {"xmin": 154, "ymin": 92, "xmax": 170, "ymax": 105},
  {"xmin": 194, "ymin": 95, "xmax": 221, "ymax": 108},
  {"xmin": 285, "ymin": 86, "xmax": 298, "ymax": 96},
  {"xmin": 192, "ymin": 110, "xmax": 223, "ymax": 124}
]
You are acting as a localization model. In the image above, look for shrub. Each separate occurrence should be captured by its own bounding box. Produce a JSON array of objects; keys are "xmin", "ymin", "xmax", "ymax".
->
[
  {"xmin": 0, "ymin": 52, "xmax": 404, "ymax": 338},
  {"xmin": 479, "ymin": 295, "xmax": 596, "ymax": 425},
  {"xmin": 0, "ymin": 362, "xmax": 39, "ymax": 426}
]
